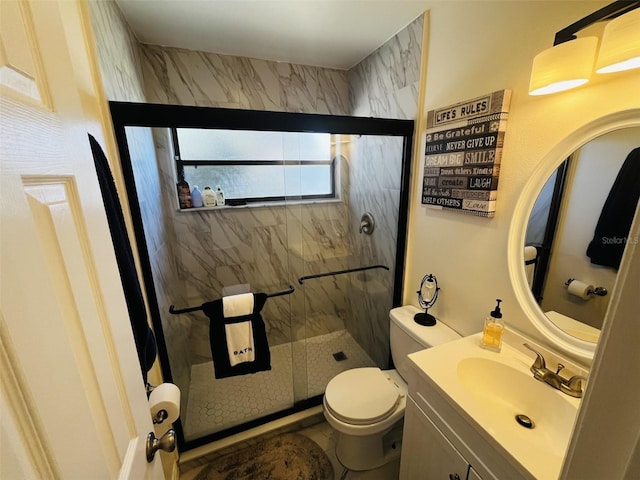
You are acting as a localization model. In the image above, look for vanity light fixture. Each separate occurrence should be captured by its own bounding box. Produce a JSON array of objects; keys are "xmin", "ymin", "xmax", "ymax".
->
[
  {"xmin": 529, "ymin": 0, "xmax": 640, "ymax": 96},
  {"xmin": 529, "ymin": 37, "xmax": 598, "ymax": 96},
  {"xmin": 596, "ymin": 7, "xmax": 640, "ymax": 73}
]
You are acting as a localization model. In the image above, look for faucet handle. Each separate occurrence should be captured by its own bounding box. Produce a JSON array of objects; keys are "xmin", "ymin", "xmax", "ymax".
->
[
  {"xmin": 523, "ymin": 343, "xmax": 546, "ymax": 371},
  {"xmin": 567, "ymin": 375, "xmax": 587, "ymax": 390},
  {"xmin": 561, "ymin": 375, "xmax": 588, "ymax": 398}
]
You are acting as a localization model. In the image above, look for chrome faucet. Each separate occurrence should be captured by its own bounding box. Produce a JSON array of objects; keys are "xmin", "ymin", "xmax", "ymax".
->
[{"xmin": 523, "ymin": 344, "xmax": 587, "ymax": 398}]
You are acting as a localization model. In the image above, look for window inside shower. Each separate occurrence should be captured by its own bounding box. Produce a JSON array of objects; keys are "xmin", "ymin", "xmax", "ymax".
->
[
  {"xmin": 174, "ymin": 128, "xmax": 336, "ymax": 203},
  {"xmin": 110, "ymin": 102, "xmax": 413, "ymax": 450}
]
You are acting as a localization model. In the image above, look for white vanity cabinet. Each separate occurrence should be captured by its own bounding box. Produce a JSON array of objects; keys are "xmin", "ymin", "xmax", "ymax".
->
[{"xmin": 400, "ymin": 396, "xmax": 480, "ymax": 480}]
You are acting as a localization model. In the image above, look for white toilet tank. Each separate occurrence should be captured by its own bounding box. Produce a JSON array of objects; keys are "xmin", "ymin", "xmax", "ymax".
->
[{"xmin": 390, "ymin": 305, "xmax": 461, "ymax": 381}]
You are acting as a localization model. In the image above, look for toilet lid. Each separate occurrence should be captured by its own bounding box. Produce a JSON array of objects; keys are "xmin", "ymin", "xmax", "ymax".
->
[{"xmin": 325, "ymin": 368, "xmax": 400, "ymax": 425}]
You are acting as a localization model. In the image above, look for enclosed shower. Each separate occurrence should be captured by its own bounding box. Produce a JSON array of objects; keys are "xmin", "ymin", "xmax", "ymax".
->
[{"xmin": 110, "ymin": 102, "xmax": 413, "ymax": 449}]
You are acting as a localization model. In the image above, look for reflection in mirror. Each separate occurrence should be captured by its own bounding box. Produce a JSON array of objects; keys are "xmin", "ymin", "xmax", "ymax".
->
[{"xmin": 525, "ymin": 127, "xmax": 640, "ymax": 343}]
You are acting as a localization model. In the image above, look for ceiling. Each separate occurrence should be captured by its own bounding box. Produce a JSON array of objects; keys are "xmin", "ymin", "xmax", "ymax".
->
[{"xmin": 115, "ymin": 0, "xmax": 431, "ymax": 70}]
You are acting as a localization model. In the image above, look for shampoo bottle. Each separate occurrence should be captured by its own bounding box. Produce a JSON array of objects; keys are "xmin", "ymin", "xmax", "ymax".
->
[
  {"xmin": 191, "ymin": 186, "xmax": 203, "ymax": 207},
  {"xmin": 202, "ymin": 186, "xmax": 217, "ymax": 207},
  {"xmin": 480, "ymin": 299, "xmax": 504, "ymax": 352},
  {"xmin": 215, "ymin": 186, "xmax": 225, "ymax": 206},
  {"xmin": 176, "ymin": 178, "xmax": 192, "ymax": 209}
]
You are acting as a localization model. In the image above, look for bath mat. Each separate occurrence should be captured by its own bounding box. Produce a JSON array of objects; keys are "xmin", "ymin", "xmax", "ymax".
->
[{"xmin": 192, "ymin": 432, "xmax": 334, "ymax": 480}]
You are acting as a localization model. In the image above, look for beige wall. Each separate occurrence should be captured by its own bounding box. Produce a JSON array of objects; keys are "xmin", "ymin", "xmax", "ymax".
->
[{"xmin": 404, "ymin": 1, "xmax": 639, "ymax": 362}]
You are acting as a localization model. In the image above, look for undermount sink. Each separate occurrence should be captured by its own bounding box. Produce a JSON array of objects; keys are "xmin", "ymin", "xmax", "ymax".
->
[
  {"xmin": 408, "ymin": 333, "xmax": 584, "ymax": 479},
  {"xmin": 457, "ymin": 357, "xmax": 578, "ymax": 454}
]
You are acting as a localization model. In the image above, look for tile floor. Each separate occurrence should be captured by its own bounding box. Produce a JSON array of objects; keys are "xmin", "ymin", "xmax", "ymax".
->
[
  {"xmin": 183, "ymin": 329, "xmax": 376, "ymax": 441},
  {"xmin": 297, "ymin": 420, "xmax": 401, "ymax": 480},
  {"xmin": 179, "ymin": 328, "xmax": 399, "ymax": 479}
]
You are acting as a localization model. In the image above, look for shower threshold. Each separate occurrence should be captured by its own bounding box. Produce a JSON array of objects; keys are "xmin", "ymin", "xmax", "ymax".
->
[{"xmin": 183, "ymin": 329, "xmax": 375, "ymax": 442}]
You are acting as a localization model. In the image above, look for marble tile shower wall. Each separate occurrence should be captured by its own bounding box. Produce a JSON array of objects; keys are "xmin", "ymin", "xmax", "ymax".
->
[
  {"xmin": 89, "ymin": 0, "xmax": 423, "ymax": 406},
  {"xmin": 346, "ymin": 15, "xmax": 423, "ymax": 368},
  {"xmin": 139, "ymin": 44, "xmax": 350, "ymax": 114},
  {"xmin": 88, "ymin": 0, "xmax": 146, "ymax": 102},
  {"xmin": 349, "ymin": 15, "xmax": 423, "ymax": 121},
  {"xmin": 347, "ymin": 136, "xmax": 404, "ymax": 368},
  {"xmin": 137, "ymin": 15, "xmax": 423, "ymax": 371},
  {"xmin": 88, "ymin": 0, "xmax": 191, "ymax": 406},
  {"xmin": 137, "ymin": 44, "xmax": 363, "ymax": 366},
  {"xmin": 152, "ymin": 131, "xmax": 356, "ymax": 363}
]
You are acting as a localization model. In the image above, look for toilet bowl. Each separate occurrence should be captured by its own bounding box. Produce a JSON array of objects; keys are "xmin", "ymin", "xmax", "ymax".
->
[
  {"xmin": 324, "ymin": 368, "xmax": 407, "ymax": 436},
  {"xmin": 323, "ymin": 305, "xmax": 460, "ymax": 471}
]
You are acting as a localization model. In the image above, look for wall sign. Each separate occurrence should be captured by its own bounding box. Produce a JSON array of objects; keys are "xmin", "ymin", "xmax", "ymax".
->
[{"xmin": 422, "ymin": 90, "xmax": 511, "ymax": 218}]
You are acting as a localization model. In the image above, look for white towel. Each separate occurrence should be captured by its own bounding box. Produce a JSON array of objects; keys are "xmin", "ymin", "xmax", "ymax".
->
[
  {"xmin": 524, "ymin": 246, "xmax": 538, "ymax": 288},
  {"xmin": 225, "ymin": 321, "xmax": 255, "ymax": 366},
  {"xmin": 222, "ymin": 293, "xmax": 254, "ymax": 318}
]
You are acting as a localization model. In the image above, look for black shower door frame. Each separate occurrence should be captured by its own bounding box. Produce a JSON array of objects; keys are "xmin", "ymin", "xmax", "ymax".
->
[{"xmin": 109, "ymin": 101, "xmax": 414, "ymax": 451}]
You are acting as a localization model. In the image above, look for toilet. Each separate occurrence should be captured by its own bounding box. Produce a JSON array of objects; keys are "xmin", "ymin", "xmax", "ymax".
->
[{"xmin": 323, "ymin": 305, "xmax": 461, "ymax": 471}]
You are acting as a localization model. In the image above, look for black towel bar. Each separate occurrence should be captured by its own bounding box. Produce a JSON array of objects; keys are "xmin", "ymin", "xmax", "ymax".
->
[
  {"xmin": 169, "ymin": 285, "xmax": 295, "ymax": 315},
  {"xmin": 297, "ymin": 264, "xmax": 389, "ymax": 284}
]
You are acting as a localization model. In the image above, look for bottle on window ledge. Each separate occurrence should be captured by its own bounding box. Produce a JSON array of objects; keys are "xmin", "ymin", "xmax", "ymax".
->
[
  {"xmin": 215, "ymin": 186, "xmax": 225, "ymax": 206},
  {"xmin": 176, "ymin": 178, "xmax": 192, "ymax": 209},
  {"xmin": 202, "ymin": 186, "xmax": 217, "ymax": 207},
  {"xmin": 191, "ymin": 186, "xmax": 203, "ymax": 207}
]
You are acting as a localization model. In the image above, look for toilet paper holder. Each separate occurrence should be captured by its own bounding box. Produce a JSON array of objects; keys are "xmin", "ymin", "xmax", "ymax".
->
[
  {"xmin": 564, "ymin": 278, "xmax": 608, "ymax": 297},
  {"xmin": 152, "ymin": 409, "xmax": 169, "ymax": 424},
  {"xmin": 146, "ymin": 383, "xmax": 168, "ymax": 423}
]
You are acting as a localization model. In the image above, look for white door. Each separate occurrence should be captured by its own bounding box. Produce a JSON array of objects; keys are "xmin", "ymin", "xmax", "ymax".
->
[{"xmin": 0, "ymin": 1, "xmax": 164, "ymax": 478}]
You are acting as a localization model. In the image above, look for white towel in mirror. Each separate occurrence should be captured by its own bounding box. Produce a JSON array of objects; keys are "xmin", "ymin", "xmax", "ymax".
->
[{"xmin": 524, "ymin": 246, "xmax": 538, "ymax": 288}]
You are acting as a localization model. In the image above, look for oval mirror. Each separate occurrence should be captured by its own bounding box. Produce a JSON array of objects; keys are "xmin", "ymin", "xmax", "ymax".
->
[
  {"xmin": 510, "ymin": 110, "xmax": 640, "ymax": 361},
  {"xmin": 526, "ymin": 126, "xmax": 639, "ymax": 344}
]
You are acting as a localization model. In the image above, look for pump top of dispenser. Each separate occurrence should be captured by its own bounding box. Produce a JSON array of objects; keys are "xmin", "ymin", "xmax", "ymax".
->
[{"xmin": 490, "ymin": 299, "xmax": 503, "ymax": 319}]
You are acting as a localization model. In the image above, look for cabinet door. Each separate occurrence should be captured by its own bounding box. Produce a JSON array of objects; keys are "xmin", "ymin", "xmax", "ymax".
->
[{"xmin": 400, "ymin": 397, "xmax": 469, "ymax": 480}]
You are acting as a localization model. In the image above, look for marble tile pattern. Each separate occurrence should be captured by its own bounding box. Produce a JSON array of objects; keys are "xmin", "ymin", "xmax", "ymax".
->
[
  {"xmin": 152, "ymin": 131, "xmax": 357, "ymax": 352},
  {"xmin": 139, "ymin": 44, "xmax": 349, "ymax": 115},
  {"xmin": 345, "ymin": 16, "xmax": 423, "ymax": 367},
  {"xmin": 88, "ymin": 0, "xmax": 195, "ymax": 409},
  {"xmin": 349, "ymin": 15, "xmax": 423, "ymax": 120},
  {"xmin": 87, "ymin": 0, "xmax": 146, "ymax": 103}
]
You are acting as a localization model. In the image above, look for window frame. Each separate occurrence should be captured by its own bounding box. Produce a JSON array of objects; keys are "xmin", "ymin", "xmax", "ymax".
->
[{"xmin": 171, "ymin": 127, "xmax": 337, "ymax": 204}]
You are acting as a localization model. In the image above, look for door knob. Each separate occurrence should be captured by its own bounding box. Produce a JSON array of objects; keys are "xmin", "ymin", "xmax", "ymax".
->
[{"xmin": 146, "ymin": 428, "xmax": 176, "ymax": 462}]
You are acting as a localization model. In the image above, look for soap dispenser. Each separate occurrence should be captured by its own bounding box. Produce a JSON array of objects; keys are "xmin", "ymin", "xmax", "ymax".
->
[{"xmin": 481, "ymin": 299, "xmax": 504, "ymax": 352}]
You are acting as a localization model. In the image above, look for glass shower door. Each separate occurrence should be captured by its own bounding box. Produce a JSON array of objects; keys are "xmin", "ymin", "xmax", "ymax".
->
[
  {"xmin": 292, "ymin": 133, "xmax": 403, "ymax": 402},
  {"xmin": 111, "ymin": 102, "xmax": 413, "ymax": 450}
]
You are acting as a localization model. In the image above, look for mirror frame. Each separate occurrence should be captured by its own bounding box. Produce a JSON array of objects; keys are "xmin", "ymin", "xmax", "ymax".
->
[{"xmin": 509, "ymin": 108, "xmax": 640, "ymax": 362}]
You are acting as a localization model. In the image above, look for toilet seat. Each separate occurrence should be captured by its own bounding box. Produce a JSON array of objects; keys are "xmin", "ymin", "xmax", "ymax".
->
[{"xmin": 324, "ymin": 367, "xmax": 400, "ymax": 425}]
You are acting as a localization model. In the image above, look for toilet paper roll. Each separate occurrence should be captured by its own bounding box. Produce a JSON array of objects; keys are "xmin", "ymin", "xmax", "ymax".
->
[
  {"xmin": 567, "ymin": 280, "xmax": 593, "ymax": 300},
  {"xmin": 149, "ymin": 383, "xmax": 181, "ymax": 425}
]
